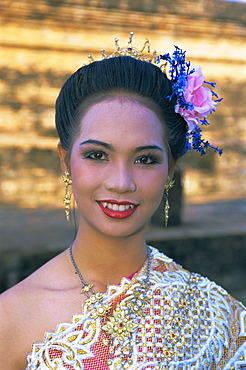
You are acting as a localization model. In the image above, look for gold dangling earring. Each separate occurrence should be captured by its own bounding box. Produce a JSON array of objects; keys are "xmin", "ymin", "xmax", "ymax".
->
[
  {"xmin": 164, "ymin": 176, "xmax": 175, "ymax": 227},
  {"xmin": 62, "ymin": 168, "xmax": 72, "ymax": 221}
]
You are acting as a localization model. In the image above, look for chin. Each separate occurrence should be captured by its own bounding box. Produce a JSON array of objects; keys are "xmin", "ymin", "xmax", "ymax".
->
[{"xmin": 89, "ymin": 219, "xmax": 148, "ymax": 239}]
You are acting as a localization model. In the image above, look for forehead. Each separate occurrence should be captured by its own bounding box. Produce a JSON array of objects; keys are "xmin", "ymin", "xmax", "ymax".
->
[{"xmin": 77, "ymin": 97, "xmax": 165, "ymax": 147}]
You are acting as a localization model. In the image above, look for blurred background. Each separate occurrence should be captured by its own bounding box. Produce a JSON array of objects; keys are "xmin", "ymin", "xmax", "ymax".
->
[{"xmin": 0, "ymin": 0, "xmax": 245, "ymax": 301}]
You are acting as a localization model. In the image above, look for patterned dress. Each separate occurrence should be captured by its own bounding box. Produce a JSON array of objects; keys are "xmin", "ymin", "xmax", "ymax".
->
[{"xmin": 26, "ymin": 247, "xmax": 246, "ymax": 370}]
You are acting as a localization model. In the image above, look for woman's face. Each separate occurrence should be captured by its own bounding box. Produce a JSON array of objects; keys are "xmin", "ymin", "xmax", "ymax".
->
[{"xmin": 69, "ymin": 97, "xmax": 169, "ymax": 238}]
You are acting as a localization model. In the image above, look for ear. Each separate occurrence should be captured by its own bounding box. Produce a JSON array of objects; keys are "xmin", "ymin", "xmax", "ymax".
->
[{"xmin": 57, "ymin": 142, "xmax": 69, "ymax": 173}]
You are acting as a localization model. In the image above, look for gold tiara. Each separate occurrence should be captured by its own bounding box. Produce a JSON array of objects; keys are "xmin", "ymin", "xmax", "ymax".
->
[{"xmin": 87, "ymin": 32, "xmax": 158, "ymax": 64}]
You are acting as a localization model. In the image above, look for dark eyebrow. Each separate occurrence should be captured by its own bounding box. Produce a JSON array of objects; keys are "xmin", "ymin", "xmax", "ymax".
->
[
  {"xmin": 79, "ymin": 140, "xmax": 164, "ymax": 153},
  {"xmin": 134, "ymin": 145, "xmax": 164, "ymax": 153},
  {"xmin": 79, "ymin": 139, "xmax": 113, "ymax": 150}
]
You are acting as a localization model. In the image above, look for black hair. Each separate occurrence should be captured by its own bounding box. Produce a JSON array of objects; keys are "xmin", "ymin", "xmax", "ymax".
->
[{"xmin": 55, "ymin": 56, "xmax": 187, "ymax": 160}]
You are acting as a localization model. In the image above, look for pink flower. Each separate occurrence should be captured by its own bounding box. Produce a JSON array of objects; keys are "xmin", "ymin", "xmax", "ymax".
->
[{"xmin": 175, "ymin": 66, "xmax": 217, "ymax": 132}]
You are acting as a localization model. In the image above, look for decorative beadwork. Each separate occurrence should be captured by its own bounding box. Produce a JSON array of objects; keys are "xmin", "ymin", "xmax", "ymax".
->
[
  {"xmin": 26, "ymin": 247, "xmax": 246, "ymax": 370},
  {"xmin": 102, "ymin": 304, "xmax": 138, "ymax": 343},
  {"xmin": 69, "ymin": 245, "xmax": 152, "ymax": 368}
]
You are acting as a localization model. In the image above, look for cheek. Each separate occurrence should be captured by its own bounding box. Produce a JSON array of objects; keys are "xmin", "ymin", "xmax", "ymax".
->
[
  {"xmin": 141, "ymin": 169, "xmax": 167, "ymax": 199},
  {"xmin": 70, "ymin": 158, "xmax": 106, "ymax": 201},
  {"xmin": 71, "ymin": 164, "xmax": 95, "ymax": 190}
]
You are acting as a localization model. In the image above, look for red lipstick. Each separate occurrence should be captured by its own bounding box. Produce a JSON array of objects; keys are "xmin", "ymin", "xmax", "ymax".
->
[{"xmin": 97, "ymin": 200, "xmax": 139, "ymax": 220}]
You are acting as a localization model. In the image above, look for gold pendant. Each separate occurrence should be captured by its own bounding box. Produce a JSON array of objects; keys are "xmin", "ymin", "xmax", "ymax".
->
[
  {"xmin": 102, "ymin": 304, "xmax": 138, "ymax": 344},
  {"xmin": 80, "ymin": 284, "xmax": 94, "ymax": 294}
]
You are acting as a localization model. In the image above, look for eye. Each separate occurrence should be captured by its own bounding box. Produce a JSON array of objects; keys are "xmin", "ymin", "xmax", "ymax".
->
[
  {"xmin": 84, "ymin": 150, "xmax": 109, "ymax": 161},
  {"xmin": 135, "ymin": 154, "xmax": 160, "ymax": 165}
]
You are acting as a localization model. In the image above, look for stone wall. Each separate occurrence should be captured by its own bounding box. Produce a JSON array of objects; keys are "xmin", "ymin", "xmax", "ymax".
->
[{"xmin": 0, "ymin": 0, "xmax": 246, "ymax": 207}]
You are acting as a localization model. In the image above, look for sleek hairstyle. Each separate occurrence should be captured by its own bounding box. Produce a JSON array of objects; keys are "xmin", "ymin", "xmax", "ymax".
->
[{"xmin": 55, "ymin": 56, "xmax": 187, "ymax": 160}]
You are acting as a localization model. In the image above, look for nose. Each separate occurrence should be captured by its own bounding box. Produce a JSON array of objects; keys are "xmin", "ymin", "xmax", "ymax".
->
[{"xmin": 104, "ymin": 162, "xmax": 137, "ymax": 194}]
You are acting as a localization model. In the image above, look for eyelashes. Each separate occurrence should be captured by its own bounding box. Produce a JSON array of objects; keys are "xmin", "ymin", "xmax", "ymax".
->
[
  {"xmin": 134, "ymin": 153, "xmax": 161, "ymax": 165},
  {"xmin": 83, "ymin": 150, "xmax": 109, "ymax": 161},
  {"xmin": 82, "ymin": 149, "xmax": 162, "ymax": 165}
]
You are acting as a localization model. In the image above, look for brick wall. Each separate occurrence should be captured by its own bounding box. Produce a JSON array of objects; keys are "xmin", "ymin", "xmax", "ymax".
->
[{"xmin": 0, "ymin": 0, "xmax": 245, "ymax": 207}]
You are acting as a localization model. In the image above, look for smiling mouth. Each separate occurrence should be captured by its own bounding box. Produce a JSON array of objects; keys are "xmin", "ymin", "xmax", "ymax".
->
[
  {"xmin": 99, "ymin": 201, "xmax": 135, "ymax": 212},
  {"xmin": 97, "ymin": 201, "xmax": 138, "ymax": 219}
]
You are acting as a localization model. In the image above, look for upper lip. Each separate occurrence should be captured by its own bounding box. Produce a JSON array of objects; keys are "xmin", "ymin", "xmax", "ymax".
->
[{"xmin": 97, "ymin": 199, "xmax": 139, "ymax": 206}]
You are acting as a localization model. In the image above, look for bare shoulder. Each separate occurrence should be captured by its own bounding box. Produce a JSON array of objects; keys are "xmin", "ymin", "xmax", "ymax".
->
[
  {"xmin": 0, "ymin": 249, "xmax": 73, "ymax": 369},
  {"xmin": 0, "ymin": 277, "xmax": 38, "ymax": 369}
]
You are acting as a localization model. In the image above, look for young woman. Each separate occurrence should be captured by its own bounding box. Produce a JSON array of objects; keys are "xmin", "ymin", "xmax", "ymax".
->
[{"xmin": 0, "ymin": 34, "xmax": 245, "ymax": 370}]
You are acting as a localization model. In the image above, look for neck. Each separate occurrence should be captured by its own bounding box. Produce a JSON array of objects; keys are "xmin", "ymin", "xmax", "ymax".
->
[{"xmin": 69, "ymin": 224, "xmax": 148, "ymax": 292}]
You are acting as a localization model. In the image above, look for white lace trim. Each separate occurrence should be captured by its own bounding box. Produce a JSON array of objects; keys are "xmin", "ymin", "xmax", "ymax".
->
[{"xmin": 26, "ymin": 247, "xmax": 246, "ymax": 370}]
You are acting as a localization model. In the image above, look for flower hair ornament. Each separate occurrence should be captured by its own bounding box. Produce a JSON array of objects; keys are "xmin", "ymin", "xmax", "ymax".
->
[
  {"xmin": 156, "ymin": 48, "xmax": 223, "ymax": 155},
  {"xmin": 88, "ymin": 32, "xmax": 223, "ymax": 156}
]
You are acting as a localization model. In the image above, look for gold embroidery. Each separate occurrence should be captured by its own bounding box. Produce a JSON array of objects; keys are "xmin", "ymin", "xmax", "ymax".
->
[
  {"xmin": 26, "ymin": 248, "xmax": 246, "ymax": 370},
  {"xmin": 102, "ymin": 304, "xmax": 138, "ymax": 343}
]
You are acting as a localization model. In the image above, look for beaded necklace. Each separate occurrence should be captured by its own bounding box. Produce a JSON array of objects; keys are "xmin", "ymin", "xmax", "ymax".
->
[{"xmin": 69, "ymin": 244, "xmax": 152, "ymax": 368}]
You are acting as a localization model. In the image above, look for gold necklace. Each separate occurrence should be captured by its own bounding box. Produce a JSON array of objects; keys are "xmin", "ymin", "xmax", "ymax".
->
[{"xmin": 69, "ymin": 244, "xmax": 152, "ymax": 368}]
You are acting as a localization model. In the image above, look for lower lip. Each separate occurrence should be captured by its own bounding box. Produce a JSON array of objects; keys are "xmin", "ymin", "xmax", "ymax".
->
[{"xmin": 97, "ymin": 202, "xmax": 138, "ymax": 219}]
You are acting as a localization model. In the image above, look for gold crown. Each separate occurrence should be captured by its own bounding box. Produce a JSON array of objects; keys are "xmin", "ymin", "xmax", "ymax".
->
[{"xmin": 87, "ymin": 32, "xmax": 158, "ymax": 64}]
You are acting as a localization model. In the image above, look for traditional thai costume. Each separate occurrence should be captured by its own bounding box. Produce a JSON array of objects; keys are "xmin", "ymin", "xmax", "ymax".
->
[{"xmin": 26, "ymin": 247, "xmax": 246, "ymax": 370}]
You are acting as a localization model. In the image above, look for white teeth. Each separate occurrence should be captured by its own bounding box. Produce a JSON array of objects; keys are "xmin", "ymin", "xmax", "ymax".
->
[{"xmin": 100, "ymin": 202, "xmax": 135, "ymax": 212}]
